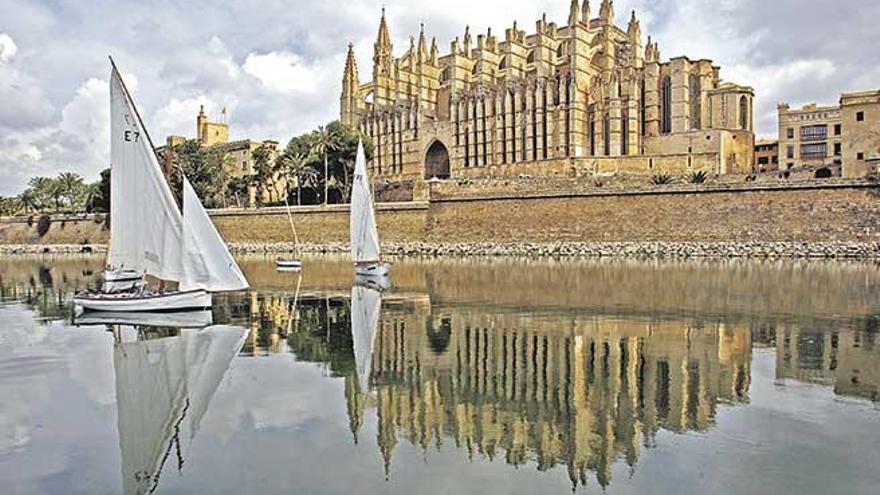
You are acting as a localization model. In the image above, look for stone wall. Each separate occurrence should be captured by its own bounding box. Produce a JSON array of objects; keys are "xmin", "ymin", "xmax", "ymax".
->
[
  {"xmin": 3, "ymin": 180, "xmax": 880, "ymax": 257},
  {"xmin": 0, "ymin": 214, "xmax": 108, "ymax": 246}
]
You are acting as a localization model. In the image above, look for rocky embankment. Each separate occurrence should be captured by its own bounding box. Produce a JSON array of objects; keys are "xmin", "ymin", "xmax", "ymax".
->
[
  {"xmin": 229, "ymin": 241, "xmax": 880, "ymax": 259},
  {"xmin": 0, "ymin": 244, "xmax": 106, "ymax": 255},
  {"xmin": 2, "ymin": 241, "xmax": 878, "ymax": 259}
]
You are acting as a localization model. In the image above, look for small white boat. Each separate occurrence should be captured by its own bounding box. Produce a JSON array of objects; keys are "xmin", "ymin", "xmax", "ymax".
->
[
  {"xmin": 74, "ymin": 309, "xmax": 213, "ymax": 328},
  {"xmin": 75, "ymin": 60, "xmax": 249, "ymax": 315},
  {"xmin": 74, "ymin": 289, "xmax": 211, "ymax": 313},
  {"xmin": 275, "ymin": 259, "xmax": 302, "ymax": 270},
  {"xmin": 350, "ymin": 140, "xmax": 391, "ymax": 278}
]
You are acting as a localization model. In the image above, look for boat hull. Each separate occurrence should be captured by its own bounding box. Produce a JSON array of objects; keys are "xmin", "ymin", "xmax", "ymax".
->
[
  {"xmin": 74, "ymin": 310, "xmax": 213, "ymax": 328},
  {"xmin": 276, "ymin": 259, "xmax": 303, "ymax": 270},
  {"xmin": 354, "ymin": 262, "xmax": 391, "ymax": 277},
  {"xmin": 74, "ymin": 290, "xmax": 212, "ymax": 313}
]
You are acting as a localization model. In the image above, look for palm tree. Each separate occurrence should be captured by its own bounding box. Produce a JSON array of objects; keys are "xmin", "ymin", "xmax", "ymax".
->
[
  {"xmin": 311, "ymin": 125, "xmax": 340, "ymax": 205},
  {"xmin": 57, "ymin": 172, "xmax": 85, "ymax": 210},
  {"xmin": 17, "ymin": 189, "xmax": 38, "ymax": 213}
]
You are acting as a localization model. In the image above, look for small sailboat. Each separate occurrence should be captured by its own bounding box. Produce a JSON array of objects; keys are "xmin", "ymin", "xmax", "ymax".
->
[
  {"xmin": 350, "ymin": 140, "xmax": 390, "ymax": 277},
  {"xmin": 276, "ymin": 188, "xmax": 302, "ymax": 271},
  {"xmin": 74, "ymin": 60, "xmax": 248, "ymax": 313},
  {"xmin": 350, "ymin": 280, "xmax": 383, "ymax": 394}
]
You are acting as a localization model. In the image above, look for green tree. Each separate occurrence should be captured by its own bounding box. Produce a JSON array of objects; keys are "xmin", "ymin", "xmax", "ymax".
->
[
  {"xmin": 85, "ymin": 168, "xmax": 111, "ymax": 213},
  {"xmin": 169, "ymin": 140, "xmax": 230, "ymax": 209},
  {"xmin": 311, "ymin": 125, "xmax": 341, "ymax": 205},
  {"xmin": 57, "ymin": 172, "xmax": 86, "ymax": 210},
  {"xmin": 17, "ymin": 189, "xmax": 39, "ymax": 213}
]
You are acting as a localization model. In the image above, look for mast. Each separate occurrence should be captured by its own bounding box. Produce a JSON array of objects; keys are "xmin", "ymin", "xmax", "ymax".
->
[
  {"xmin": 108, "ymin": 56, "xmax": 168, "ymax": 185},
  {"xmin": 283, "ymin": 177, "xmax": 301, "ymax": 257}
]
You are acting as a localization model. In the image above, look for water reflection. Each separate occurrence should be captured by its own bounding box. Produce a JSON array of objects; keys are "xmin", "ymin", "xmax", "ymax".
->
[
  {"xmin": 1, "ymin": 255, "xmax": 879, "ymax": 491},
  {"xmin": 112, "ymin": 324, "xmax": 246, "ymax": 494}
]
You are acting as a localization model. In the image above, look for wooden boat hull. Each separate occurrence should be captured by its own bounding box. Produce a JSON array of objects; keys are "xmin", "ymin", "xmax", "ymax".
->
[
  {"xmin": 74, "ymin": 310, "xmax": 213, "ymax": 328},
  {"xmin": 354, "ymin": 262, "xmax": 391, "ymax": 277},
  {"xmin": 74, "ymin": 290, "xmax": 212, "ymax": 313}
]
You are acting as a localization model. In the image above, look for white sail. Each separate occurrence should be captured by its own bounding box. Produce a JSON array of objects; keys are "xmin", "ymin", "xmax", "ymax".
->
[
  {"xmin": 115, "ymin": 326, "xmax": 247, "ymax": 495},
  {"xmin": 350, "ymin": 284, "xmax": 382, "ymax": 393},
  {"xmin": 349, "ymin": 141, "xmax": 381, "ymax": 263},
  {"xmin": 108, "ymin": 66, "xmax": 184, "ymax": 282},
  {"xmin": 180, "ymin": 177, "xmax": 249, "ymax": 292}
]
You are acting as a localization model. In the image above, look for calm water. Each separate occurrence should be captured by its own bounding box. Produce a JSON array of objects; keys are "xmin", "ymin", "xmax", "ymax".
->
[{"xmin": 0, "ymin": 255, "xmax": 879, "ymax": 494}]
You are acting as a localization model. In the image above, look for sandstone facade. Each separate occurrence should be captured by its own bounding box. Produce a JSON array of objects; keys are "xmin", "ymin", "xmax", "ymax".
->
[{"xmin": 340, "ymin": 1, "xmax": 755, "ymax": 198}]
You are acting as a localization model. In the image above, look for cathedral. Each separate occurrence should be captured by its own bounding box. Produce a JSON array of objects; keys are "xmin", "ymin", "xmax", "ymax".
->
[{"xmin": 340, "ymin": 1, "xmax": 755, "ymax": 197}]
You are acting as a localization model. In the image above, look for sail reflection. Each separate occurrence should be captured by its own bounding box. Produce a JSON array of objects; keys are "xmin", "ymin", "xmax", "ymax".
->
[{"xmin": 113, "ymin": 325, "xmax": 247, "ymax": 495}]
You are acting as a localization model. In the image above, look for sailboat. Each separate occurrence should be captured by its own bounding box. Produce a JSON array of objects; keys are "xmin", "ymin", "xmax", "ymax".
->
[
  {"xmin": 276, "ymin": 180, "xmax": 303, "ymax": 271},
  {"xmin": 113, "ymin": 324, "xmax": 247, "ymax": 495},
  {"xmin": 73, "ymin": 60, "xmax": 248, "ymax": 313},
  {"xmin": 350, "ymin": 140, "xmax": 390, "ymax": 277},
  {"xmin": 350, "ymin": 280, "xmax": 383, "ymax": 394}
]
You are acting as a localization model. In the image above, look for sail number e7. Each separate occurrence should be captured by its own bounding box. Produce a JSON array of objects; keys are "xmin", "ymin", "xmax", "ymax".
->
[{"xmin": 124, "ymin": 130, "xmax": 141, "ymax": 142}]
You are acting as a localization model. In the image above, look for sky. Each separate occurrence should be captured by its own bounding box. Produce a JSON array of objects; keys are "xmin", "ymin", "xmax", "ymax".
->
[{"xmin": 0, "ymin": 0, "xmax": 878, "ymax": 195}]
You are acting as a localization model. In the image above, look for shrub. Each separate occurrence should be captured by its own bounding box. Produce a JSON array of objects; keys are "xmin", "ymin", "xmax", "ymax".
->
[
  {"xmin": 36, "ymin": 214, "xmax": 51, "ymax": 238},
  {"xmin": 27, "ymin": 215, "xmax": 34, "ymax": 227},
  {"xmin": 688, "ymin": 171, "xmax": 708, "ymax": 184},
  {"xmin": 650, "ymin": 173, "xmax": 674, "ymax": 185}
]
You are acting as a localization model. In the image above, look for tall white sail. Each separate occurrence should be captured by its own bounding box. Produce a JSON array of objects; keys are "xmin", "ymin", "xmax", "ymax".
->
[
  {"xmin": 351, "ymin": 284, "xmax": 382, "ymax": 393},
  {"xmin": 180, "ymin": 177, "xmax": 249, "ymax": 292},
  {"xmin": 349, "ymin": 141, "xmax": 381, "ymax": 263},
  {"xmin": 108, "ymin": 66, "xmax": 184, "ymax": 282},
  {"xmin": 115, "ymin": 326, "xmax": 247, "ymax": 495}
]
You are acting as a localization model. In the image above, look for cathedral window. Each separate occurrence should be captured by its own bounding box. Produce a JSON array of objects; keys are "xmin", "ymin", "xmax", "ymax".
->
[
  {"xmin": 542, "ymin": 88, "xmax": 548, "ymax": 159},
  {"xmin": 441, "ymin": 67, "xmax": 451, "ymax": 82},
  {"xmin": 661, "ymin": 76, "xmax": 672, "ymax": 134},
  {"xmin": 501, "ymin": 95, "xmax": 507, "ymax": 164},
  {"xmin": 739, "ymin": 96, "xmax": 749, "ymax": 130},
  {"xmin": 527, "ymin": 50, "xmax": 536, "ymax": 64},
  {"xmin": 604, "ymin": 112, "xmax": 611, "ymax": 156},
  {"xmin": 689, "ymin": 74, "xmax": 702, "ymax": 129},
  {"xmin": 499, "ymin": 56, "xmax": 509, "ymax": 70},
  {"xmin": 622, "ymin": 106, "xmax": 629, "ymax": 155}
]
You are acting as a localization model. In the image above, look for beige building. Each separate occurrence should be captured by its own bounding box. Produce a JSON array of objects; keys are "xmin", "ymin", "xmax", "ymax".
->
[
  {"xmin": 777, "ymin": 102, "xmax": 842, "ymax": 176},
  {"xmin": 341, "ymin": 2, "xmax": 755, "ymax": 198},
  {"xmin": 161, "ymin": 106, "xmax": 284, "ymax": 205},
  {"xmin": 754, "ymin": 138, "xmax": 779, "ymax": 172},
  {"xmin": 778, "ymin": 89, "xmax": 880, "ymax": 178}
]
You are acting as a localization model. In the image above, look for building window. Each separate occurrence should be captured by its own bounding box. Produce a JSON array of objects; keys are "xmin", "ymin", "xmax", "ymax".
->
[
  {"xmin": 787, "ymin": 128, "xmax": 794, "ymax": 139},
  {"xmin": 499, "ymin": 57, "xmax": 508, "ymax": 70},
  {"xmin": 786, "ymin": 145, "xmax": 794, "ymax": 159},
  {"xmin": 857, "ymin": 152, "xmax": 865, "ymax": 160},
  {"xmin": 739, "ymin": 96, "xmax": 749, "ymax": 130},
  {"xmin": 834, "ymin": 143, "xmax": 841, "ymax": 156},
  {"xmin": 661, "ymin": 76, "xmax": 672, "ymax": 134},
  {"xmin": 689, "ymin": 74, "xmax": 701, "ymax": 129},
  {"xmin": 800, "ymin": 125, "xmax": 827, "ymax": 142},
  {"xmin": 856, "ymin": 111, "xmax": 865, "ymax": 122},
  {"xmin": 758, "ymin": 157, "xmax": 769, "ymax": 165},
  {"xmin": 800, "ymin": 143, "xmax": 827, "ymax": 158},
  {"xmin": 526, "ymin": 50, "xmax": 536, "ymax": 64},
  {"xmin": 241, "ymin": 161, "xmax": 247, "ymax": 170},
  {"xmin": 834, "ymin": 124, "xmax": 841, "ymax": 135}
]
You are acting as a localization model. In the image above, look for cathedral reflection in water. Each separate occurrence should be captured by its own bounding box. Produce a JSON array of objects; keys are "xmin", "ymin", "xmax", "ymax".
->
[{"xmin": 235, "ymin": 289, "xmax": 878, "ymax": 490}]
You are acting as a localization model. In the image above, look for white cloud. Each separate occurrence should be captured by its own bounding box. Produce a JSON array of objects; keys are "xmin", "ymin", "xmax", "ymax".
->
[
  {"xmin": 0, "ymin": 33, "xmax": 17, "ymax": 63},
  {"xmin": 243, "ymin": 51, "xmax": 320, "ymax": 94}
]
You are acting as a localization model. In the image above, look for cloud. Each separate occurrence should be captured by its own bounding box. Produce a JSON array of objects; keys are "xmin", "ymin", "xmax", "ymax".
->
[
  {"xmin": 243, "ymin": 51, "xmax": 321, "ymax": 94},
  {"xmin": 0, "ymin": 33, "xmax": 17, "ymax": 63},
  {"xmin": 1, "ymin": 0, "xmax": 879, "ymax": 195}
]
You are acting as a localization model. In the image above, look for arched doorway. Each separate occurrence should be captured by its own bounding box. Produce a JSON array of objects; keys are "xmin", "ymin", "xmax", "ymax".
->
[{"xmin": 424, "ymin": 140, "xmax": 450, "ymax": 179}]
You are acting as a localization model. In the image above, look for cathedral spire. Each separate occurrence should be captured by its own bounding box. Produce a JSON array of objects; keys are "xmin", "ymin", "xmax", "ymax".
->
[
  {"xmin": 627, "ymin": 10, "xmax": 641, "ymax": 44},
  {"xmin": 599, "ymin": 0, "xmax": 614, "ymax": 22},
  {"xmin": 373, "ymin": 8, "xmax": 393, "ymax": 78},
  {"xmin": 582, "ymin": 0, "xmax": 591, "ymax": 22},
  {"xmin": 340, "ymin": 42, "xmax": 361, "ymax": 127},
  {"xmin": 417, "ymin": 23, "xmax": 428, "ymax": 61},
  {"xmin": 430, "ymin": 37, "xmax": 438, "ymax": 65},
  {"xmin": 463, "ymin": 25, "xmax": 472, "ymax": 57},
  {"xmin": 568, "ymin": 0, "xmax": 580, "ymax": 26},
  {"xmin": 376, "ymin": 7, "xmax": 391, "ymax": 50}
]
